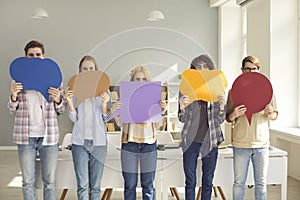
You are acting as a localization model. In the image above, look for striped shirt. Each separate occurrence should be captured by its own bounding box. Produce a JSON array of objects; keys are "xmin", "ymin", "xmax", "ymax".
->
[
  {"xmin": 178, "ymin": 100, "xmax": 225, "ymax": 157},
  {"xmin": 121, "ymin": 123, "xmax": 160, "ymax": 144},
  {"xmin": 7, "ymin": 86, "xmax": 67, "ymax": 145}
]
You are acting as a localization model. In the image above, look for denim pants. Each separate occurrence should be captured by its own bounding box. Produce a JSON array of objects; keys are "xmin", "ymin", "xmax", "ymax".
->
[
  {"xmin": 17, "ymin": 137, "xmax": 58, "ymax": 200},
  {"xmin": 121, "ymin": 142, "xmax": 157, "ymax": 200},
  {"xmin": 233, "ymin": 147, "xmax": 269, "ymax": 200},
  {"xmin": 182, "ymin": 141, "xmax": 218, "ymax": 200},
  {"xmin": 72, "ymin": 140, "xmax": 107, "ymax": 200}
]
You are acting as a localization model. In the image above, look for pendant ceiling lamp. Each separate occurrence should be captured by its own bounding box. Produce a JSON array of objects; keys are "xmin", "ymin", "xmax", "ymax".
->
[
  {"xmin": 31, "ymin": 0, "xmax": 48, "ymax": 19},
  {"xmin": 147, "ymin": 0, "xmax": 165, "ymax": 21}
]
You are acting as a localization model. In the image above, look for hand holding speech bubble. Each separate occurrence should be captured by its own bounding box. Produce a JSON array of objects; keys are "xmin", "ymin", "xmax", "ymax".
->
[
  {"xmin": 179, "ymin": 69, "xmax": 228, "ymax": 105},
  {"xmin": 10, "ymin": 57, "xmax": 62, "ymax": 102},
  {"xmin": 231, "ymin": 72, "xmax": 273, "ymax": 124},
  {"xmin": 67, "ymin": 71, "xmax": 110, "ymax": 107},
  {"xmin": 118, "ymin": 81, "xmax": 162, "ymax": 123}
]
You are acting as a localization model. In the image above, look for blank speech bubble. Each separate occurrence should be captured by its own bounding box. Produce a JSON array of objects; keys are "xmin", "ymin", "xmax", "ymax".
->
[
  {"xmin": 231, "ymin": 72, "xmax": 273, "ymax": 124},
  {"xmin": 10, "ymin": 57, "xmax": 62, "ymax": 102},
  {"xmin": 68, "ymin": 71, "xmax": 110, "ymax": 107},
  {"xmin": 118, "ymin": 81, "xmax": 162, "ymax": 123},
  {"xmin": 179, "ymin": 69, "xmax": 228, "ymax": 105}
]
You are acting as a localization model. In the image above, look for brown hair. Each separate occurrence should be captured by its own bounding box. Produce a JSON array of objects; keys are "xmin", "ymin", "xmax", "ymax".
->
[
  {"xmin": 190, "ymin": 54, "xmax": 215, "ymax": 70},
  {"xmin": 130, "ymin": 66, "xmax": 152, "ymax": 81},
  {"xmin": 24, "ymin": 40, "xmax": 45, "ymax": 55},
  {"xmin": 78, "ymin": 55, "xmax": 99, "ymax": 72},
  {"xmin": 242, "ymin": 55, "xmax": 261, "ymax": 69}
]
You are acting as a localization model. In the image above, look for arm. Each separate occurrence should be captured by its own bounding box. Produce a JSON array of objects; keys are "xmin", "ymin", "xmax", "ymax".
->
[
  {"xmin": 7, "ymin": 81, "xmax": 23, "ymax": 114},
  {"xmin": 100, "ymin": 92, "xmax": 112, "ymax": 122},
  {"xmin": 64, "ymin": 86, "xmax": 78, "ymax": 122},
  {"xmin": 225, "ymin": 90, "xmax": 246, "ymax": 123},
  {"xmin": 217, "ymin": 94, "xmax": 226, "ymax": 123},
  {"xmin": 226, "ymin": 105, "xmax": 247, "ymax": 123},
  {"xmin": 264, "ymin": 103, "xmax": 278, "ymax": 120},
  {"xmin": 178, "ymin": 94, "xmax": 190, "ymax": 122},
  {"xmin": 100, "ymin": 92, "xmax": 109, "ymax": 115},
  {"xmin": 49, "ymin": 84, "xmax": 67, "ymax": 113}
]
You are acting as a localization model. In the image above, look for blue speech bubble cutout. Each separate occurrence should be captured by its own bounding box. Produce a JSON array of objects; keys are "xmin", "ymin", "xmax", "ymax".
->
[{"xmin": 10, "ymin": 57, "xmax": 62, "ymax": 102}]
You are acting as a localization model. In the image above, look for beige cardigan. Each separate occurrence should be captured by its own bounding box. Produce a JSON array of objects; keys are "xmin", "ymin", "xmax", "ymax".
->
[{"xmin": 121, "ymin": 123, "xmax": 161, "ymax": 144}]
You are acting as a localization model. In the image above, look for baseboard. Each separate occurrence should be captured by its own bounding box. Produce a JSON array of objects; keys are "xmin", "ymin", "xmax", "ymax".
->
[{"xmin": 0, "ymin": 146, "xmax": 17, "ymax": 150}]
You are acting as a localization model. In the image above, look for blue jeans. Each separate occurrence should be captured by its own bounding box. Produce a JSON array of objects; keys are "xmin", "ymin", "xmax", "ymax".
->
[
  {"xmin": 182, "ymin": 141, "xmax": 218, "ymax": 200},
  {"xmin": 17, "ymin": 137, "xmax": 58, "ymax": 200},
  {"xmin": 72, "ymin": 140, "xmax": 107, "ymax": 200},
  {"xmin": 233, "ymin": 147, "xmax": 269, "ymax": 200},
  {"xmin": 121, "ymin": 142, "xmax": 157, "ymax": 200}
]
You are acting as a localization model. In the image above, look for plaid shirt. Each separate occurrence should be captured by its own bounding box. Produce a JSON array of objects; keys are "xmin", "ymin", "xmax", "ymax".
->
[
  {"xmin": 7, "ymin": 87, "xmax": 67, "ymax": 145},
  {"xmin": 178, "ymin": 100, "xmax": 225, "ymax": 157}
]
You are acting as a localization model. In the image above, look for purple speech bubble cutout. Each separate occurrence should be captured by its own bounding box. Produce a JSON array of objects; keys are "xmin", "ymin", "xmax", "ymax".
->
[
  {"xmin": 10, "ymin": 57, "xmax": 62, "ymax": 102},
  {"xmin": 231, "ymin": 72, "xmax": 273, "ymax": 124},
  {"xmin": 118, "ymin": 81, "xmax": 162, "ymax": 123}
]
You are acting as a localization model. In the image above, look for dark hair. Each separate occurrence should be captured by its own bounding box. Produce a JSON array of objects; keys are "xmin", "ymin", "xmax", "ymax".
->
[
  {"xmin": 78, "ymin": 55, "xmax": 99, "ymax": 72},
  {"xmin": 242, "ymin": 55, "xmax": 261, "ymax": 69},
  {"xmin": 190, "ymin": 54, "xmax": 215, "ymax": 70},
  {"xmin": 24, "ymin": 40, "xmax": 45, "ymax": 55}
]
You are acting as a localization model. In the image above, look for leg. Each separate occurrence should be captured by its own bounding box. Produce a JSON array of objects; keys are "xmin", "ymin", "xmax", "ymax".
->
[
  {"xmin": 72, "ymin": 144, "xmax": 89, "ymax": 200},
  {"xmin": 60, "ymin": 189, "xmax": 68, "ymax": 200},
  {"xmin": 196, "ymin": 187, "xmax": 201, "ymax": 200},
  {"xmin": 170, "ymin": 188, "xmax": 180, "ymax": 200},
  {"xmin": 251, "ymin": 148, "xmax": 269, "ymax": 200},
  {"xmin": 17, "ymin": 138, "xmax": 37, "ymax": 200},
  {"xmin": 232, "ymin": 148, "xmax": 251, "ymax": 200},
  {"xmin": 201, "ymin": 147, "xmax": 218, "ymax": 200},
  {"xmin": 183, "ymin": 141, "xmax": 201, "ymax": 200},
  {"xmin": 121, "ymin": 142, "xmax": 139, "ymax": 200},
  {"xmin": 106, "ymin": 188, "xmax": 113, "ymax": 199},
  {"xmin": 39, "ymin": 140, "xmax": 58, "ymax": 200},
  {"xmin": 213, "ymin": 186, "xmax": 218, "ymax": 197},
  {"xmin": 140, "ymin": 143, "xmax": 157, "ymax": 200},
  {"xmin": 217, "ymin": 186, "xmax": 226, "ymax": 200},
  {"xmin": 89, "ymin": 145, "xmax": 107, "ymax": 200},
  {"xmin": 101, "ymin": 189, "xmax": 113, "ymax": 200}
]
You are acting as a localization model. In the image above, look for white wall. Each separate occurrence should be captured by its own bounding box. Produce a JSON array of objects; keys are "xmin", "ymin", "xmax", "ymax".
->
[
  {"xmin": 0, "ymin": 0, "xmax": 218, "ymax": 145},
  {"xmin": 217, "ymin": 0, "xmax": 242, "ymax": 144},
  {"xmin": 247, "ymin": 0, "xmax": 271, "ymax": 77}
]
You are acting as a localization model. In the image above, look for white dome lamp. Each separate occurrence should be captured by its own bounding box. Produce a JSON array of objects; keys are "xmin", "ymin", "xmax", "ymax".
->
[
  {"xmin": 147, "ymin": 0, "xmax": 165, "ymax": 21},
  {"xmin": 147, "ymin": 10, "xmax": 165, "ymax": 21},
  {"xmin": 31, "ymin": 0, "xmax": 48, "ymax": 19}
]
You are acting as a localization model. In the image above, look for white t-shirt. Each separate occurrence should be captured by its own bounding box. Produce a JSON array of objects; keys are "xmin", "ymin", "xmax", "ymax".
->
[
  {"xmin": 26, "ymin": 90, "xmax": 46, "ymax": 137},
  {"xmin": 84, "ymin": 99, "xmax": 93, "ymax": 140}
]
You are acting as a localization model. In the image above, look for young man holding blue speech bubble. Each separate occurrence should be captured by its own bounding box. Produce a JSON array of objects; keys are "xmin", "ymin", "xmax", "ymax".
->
[
  {"xmin": 8, "ymin": 40, "xmax": 67, "ymax": 200},
  {"xmin": 226, "ymin": 55, "xmax": 278, "ymax": 200}
]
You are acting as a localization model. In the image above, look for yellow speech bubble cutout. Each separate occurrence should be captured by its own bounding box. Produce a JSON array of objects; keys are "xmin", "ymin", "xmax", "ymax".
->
[
  {"xmin": 68, "ymin": 71, "xmax": 110, "ymax": 107},
  {"xmin": 179, "ymin": 69, "xmax": 227, "ymax": 105}
]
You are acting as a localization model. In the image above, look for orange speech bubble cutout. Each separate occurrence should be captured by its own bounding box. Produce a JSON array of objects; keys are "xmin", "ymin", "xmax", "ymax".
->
[
  {"xmin": 68, "ymin": 71, "xmax": 110, "ymax": 107},
  {"xmin": 179, "ymin": 69, "xmax": 227, "ymax": 105}
]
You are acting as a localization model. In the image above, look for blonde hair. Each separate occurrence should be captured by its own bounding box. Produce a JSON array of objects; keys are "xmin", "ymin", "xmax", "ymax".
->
[
  {"xmin": 242, "ymin": 55, "xmax": 261, "ymax": 69},
  {"xmin": 130, "ymin": 66, "xmax": 152, "ymax": 81}
]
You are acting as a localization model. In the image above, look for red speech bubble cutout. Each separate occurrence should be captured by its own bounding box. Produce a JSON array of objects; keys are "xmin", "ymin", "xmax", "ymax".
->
[
  {"xmin": 231, "ymin": 72, "xmax": 273, "ymax": 124},
  {"xmin": 68, "ymin": 71, "xmax": 110, "ymax": 107}
]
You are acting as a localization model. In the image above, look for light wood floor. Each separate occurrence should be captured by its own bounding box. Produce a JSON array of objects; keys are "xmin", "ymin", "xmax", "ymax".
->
[{"xmin": 1, "ymin": 150, "xmax": 300, "ymax": 199}]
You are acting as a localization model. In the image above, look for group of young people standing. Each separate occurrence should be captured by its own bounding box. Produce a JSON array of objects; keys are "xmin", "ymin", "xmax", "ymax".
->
[{"xmin": 8, "ymin": 40, "xmax": 278, "ymax": 200}]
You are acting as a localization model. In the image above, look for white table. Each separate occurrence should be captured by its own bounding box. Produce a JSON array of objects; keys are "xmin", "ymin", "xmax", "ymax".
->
[{"xmin": 36, "ymin": 146, "xmax": 287, "ymax": 200}]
